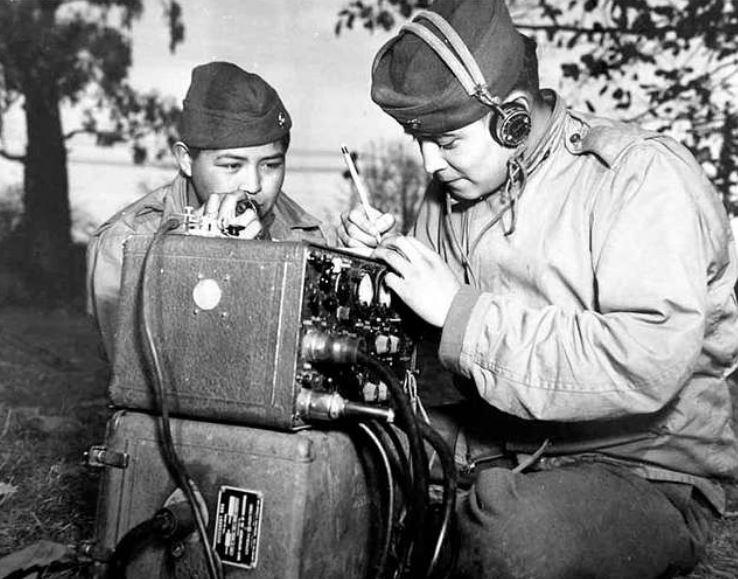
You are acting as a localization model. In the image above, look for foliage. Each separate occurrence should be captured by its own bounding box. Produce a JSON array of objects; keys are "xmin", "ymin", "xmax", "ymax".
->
[
  {"xmin": 336, "ymin": 0, "xmax": 738, "ymax": 215},
  {"xmin": 0, "ymin": 0, "xmax": 184, "ymax": 304},
  {"xmin": 0, "ymin": 0, "xmax": 184, "ymax": 164},
  {"xmin": 335, "ymin": 0, "xmax": 431, "ymax": 33}
]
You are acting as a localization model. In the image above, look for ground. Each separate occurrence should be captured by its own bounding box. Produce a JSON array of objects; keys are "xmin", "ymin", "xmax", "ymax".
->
[
  {"xmin": 0, "ymin": 306, "xmax": 109, "ymax": 577},
  {"xmin": 1, "ymin": 305, "xmax": 738, "ymax": 578}
]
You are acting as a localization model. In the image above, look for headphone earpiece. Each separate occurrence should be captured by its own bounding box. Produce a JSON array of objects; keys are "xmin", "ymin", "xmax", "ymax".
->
[
  {"xmin": 489, "ymin": 101, "xmax": 531, "ymax": 148},
  {"xmin": 400, "ymin": 12, "xmax": 533, "ymax": 149}
]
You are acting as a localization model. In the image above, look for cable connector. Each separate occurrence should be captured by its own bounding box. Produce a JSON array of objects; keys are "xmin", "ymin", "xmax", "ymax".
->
[
  {"xmin": 301, "ymin": 331, "xmax": 363, "ymax": 364},
  {"xmin": 297, "ymin": 389, "xmax": 394, "ymax": 423},
  {"xmin": 155, "ymin": 500, "xmax": 197, "ymax": 541}
]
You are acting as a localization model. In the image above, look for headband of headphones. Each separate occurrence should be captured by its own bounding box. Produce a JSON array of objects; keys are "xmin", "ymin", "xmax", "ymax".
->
[
  {"xmin": 398, "ymin": 10, "xmax": 531, "ymax": 148},
  {"xmin": 400, "ymin": 11, "xmax": 505, "ymax": 118}
]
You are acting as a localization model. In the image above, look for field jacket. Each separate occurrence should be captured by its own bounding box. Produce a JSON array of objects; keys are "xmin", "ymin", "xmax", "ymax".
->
[
  {"xmin": 86, "ymin": 173, "xmax": 334, "ymax": 360},
  {"xmin": 414, "ymin": 93, "xmax": 738, "ymax": 511}
]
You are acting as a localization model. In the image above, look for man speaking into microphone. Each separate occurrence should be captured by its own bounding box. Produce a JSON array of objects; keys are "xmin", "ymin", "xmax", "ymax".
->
[{"xmin": 87, "ymin": 61, "xmax": 335, "ymax": 359}]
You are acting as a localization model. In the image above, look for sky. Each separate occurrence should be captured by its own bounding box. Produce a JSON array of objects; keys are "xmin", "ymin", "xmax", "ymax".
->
[{"xmin": 126, "ymin": 0, "xmax": 403, "ymax": 155}]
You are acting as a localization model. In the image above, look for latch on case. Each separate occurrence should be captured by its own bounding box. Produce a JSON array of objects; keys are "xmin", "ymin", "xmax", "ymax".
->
[{"xmin": 85, "ymin": 445, "xmax": 129, "ymax": 469}]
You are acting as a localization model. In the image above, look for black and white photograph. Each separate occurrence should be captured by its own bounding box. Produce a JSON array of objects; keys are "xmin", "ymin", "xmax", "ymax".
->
[{"xmin": 1, "ymin": 0, "xmax": 738, "ymax": 577}]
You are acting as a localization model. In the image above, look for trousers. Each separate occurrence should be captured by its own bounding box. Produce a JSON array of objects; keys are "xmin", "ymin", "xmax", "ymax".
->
[{"xmin": 452, "ymin": 460, "xmax": 715, "ymax": 579}]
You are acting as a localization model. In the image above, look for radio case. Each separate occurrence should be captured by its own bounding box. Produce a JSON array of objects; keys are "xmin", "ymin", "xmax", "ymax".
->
[{"xmin": 94, "ymin": 410, "xmax": 372, "ymax": 578}]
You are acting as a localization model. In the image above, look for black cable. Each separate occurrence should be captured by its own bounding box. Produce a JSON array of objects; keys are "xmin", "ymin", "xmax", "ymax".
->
[
  {"xmin": 108, "ymin": 517, "xmax": 158, "ymax": 578},
  {"xmin": 375, "ymin": 421, "xmax": 412, "ymax": 505},
  {"xmin": 418, "ymin": 421, "xmax": 458, "ymax": 579},
  {"xmin": 108, "ymin": 502, "xmax": 198, "ymax": 578},
  {"xmin": 373, "ymin": 421, "xmax": 413, "ymax": 574},
  {"xmin": 358, "ymin": 421, "xmax": 395, "ymax": 579},
  {"xmin": 107, "ymin": 513, "xmax": 166, "ymax": 578},
  {"xmin": 298, "ymin": 331, "xmax": 432, "ymax": 575},
  {"xmin": 139, "ymin": 220, "xmax": 222, "ymax": 579},
  {"xmin": 355, "ymin": 352, "xmax": 430, "ymax": 578}
]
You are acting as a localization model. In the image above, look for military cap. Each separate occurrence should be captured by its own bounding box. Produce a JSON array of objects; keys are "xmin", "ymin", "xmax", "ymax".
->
[
  {"xmin": 179, "ymin": 61, "xmax": 292, "ymax": 149},
  {"xmin": 371, "ymin": 0, "xmax": 525, "ymax": 135}
]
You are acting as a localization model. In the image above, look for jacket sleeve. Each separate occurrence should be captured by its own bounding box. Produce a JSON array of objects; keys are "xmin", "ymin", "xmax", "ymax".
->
[
  {"xmin": 438, "ymin": 141, "xmax": 731, "ymax": 421},
  {"xmin": 86, "ymin": 224, "xmax": 130, "ymax": 361}
]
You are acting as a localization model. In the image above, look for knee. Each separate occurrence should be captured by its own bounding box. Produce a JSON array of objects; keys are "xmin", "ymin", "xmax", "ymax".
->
[{"xmin": 454, "ymin": 468, "xmax": 582, "ymax": 579}]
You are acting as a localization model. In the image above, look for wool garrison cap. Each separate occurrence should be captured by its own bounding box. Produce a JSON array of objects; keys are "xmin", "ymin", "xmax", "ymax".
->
[
  {"xmin": 371, "ymin": 0, "xmax": 525, "ymax": 135},
  {"xmin": 179, "ymin": 62, "xmax": 292, "ymax": 149}
]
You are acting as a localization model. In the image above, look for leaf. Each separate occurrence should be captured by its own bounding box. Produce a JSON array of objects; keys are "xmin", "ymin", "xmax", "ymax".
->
[
  {"xmin": 561, "ymin": 63, "xmax": 580, "ymax": 81},
  {"xmin": 0, "ymin": 482, "xmax": 17, "ymax": 497},
  {"xmin": 0, "ymin": 541, "xmax": 75, "ymax": 578}
]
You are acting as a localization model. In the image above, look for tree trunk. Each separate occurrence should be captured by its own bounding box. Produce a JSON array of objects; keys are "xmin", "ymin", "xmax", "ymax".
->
[{"xmin": 19, "ymin": 77, "xmax": 74, "ymax": 303}]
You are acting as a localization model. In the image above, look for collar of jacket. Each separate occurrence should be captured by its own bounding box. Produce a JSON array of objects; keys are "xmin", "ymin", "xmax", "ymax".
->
[
  {"xmin": 444, "ymin": 89, "xmax": 567, "ymax": 213},
  {"xmin": 131, "ymin": 173, "xmax": 322, "ymax": 235},
  {"xmin": 520, "ymin": 88, "xmax": 567, "ymax": 177}
]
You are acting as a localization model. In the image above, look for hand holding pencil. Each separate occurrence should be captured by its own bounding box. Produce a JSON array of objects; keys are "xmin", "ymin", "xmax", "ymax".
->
[{"xmin": 339, "ymin": 145, "xmax": 395, "ymax": 251}]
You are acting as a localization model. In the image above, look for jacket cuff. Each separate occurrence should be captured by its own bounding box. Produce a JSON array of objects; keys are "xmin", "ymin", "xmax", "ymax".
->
[{"xmin": 439, "ymin": 286, "xmax": 482, "ymax": 374}]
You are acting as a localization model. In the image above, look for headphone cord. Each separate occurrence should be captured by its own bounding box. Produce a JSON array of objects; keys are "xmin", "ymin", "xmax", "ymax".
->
[{"xmin": 441, "ymin": 153, "xmax": 528, "ymax": 283}]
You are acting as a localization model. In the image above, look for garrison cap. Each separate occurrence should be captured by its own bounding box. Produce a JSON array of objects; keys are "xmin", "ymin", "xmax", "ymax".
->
[
  {"xmin": 179, "ymin": 61, "xmax": 292, "ymax": 149},
  {"xmin": 371, "ymin": 0, "xmax": 525, "ymax": 135}
]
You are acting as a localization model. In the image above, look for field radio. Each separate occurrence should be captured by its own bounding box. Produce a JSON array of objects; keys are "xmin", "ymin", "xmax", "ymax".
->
[
  {"xmin": 109, "ymin": 233, "xmax": 419, "ymax": 429},
  {"xmin": 89, "ymin": 230, "xmax": 460, "ymax": 579}
]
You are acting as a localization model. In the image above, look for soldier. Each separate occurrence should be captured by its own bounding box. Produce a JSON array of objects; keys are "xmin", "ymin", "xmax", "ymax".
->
[
  {"xmin": 87, "ymin": 61, "xmax": 333, "ymax": 359},
  {"xmin": 339, "ymin": 0, "xmax": 738, "ymax": 577}
]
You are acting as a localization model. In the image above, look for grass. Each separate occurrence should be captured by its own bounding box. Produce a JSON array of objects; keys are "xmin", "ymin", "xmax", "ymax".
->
[
  {"xmin": 0, "ymin": 305, "xmax": 737, "ymax": 577},
  {"xmin": 0, "ymin": 307, "xmax": 109, "ymax": 576}
]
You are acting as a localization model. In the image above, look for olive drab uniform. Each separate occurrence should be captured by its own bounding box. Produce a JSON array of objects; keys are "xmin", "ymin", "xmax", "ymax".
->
[
  {"xmin": 86, "ymin": 174, "xmax": 334, "ymax": 360},
  {"xmin": 415, "ymin": 92, "xmax": 738, "ymax": 513}
]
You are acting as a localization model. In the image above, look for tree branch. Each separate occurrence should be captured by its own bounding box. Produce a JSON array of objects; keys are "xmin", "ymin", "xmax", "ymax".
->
[
  {"xmin": 514, "ymin": 21, "xmax": 678, "ymax": 38},
  {"xmin": 63, "ymin": 127, "xmax": 96, "ymax": 141},
  {"xmin": 0, "ymin": 148, "xmax": 26, "ymax": 163}
]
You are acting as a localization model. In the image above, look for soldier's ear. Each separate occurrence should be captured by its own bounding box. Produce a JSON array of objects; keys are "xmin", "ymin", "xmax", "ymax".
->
[{"xmin": 173, "ymin": 141, "xmax": 193, "ymax": 178}]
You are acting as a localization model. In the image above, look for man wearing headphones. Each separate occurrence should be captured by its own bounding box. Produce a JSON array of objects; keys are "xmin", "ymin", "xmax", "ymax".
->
[{"xmin": 339, "ymin": 0, "xmax": 738, "ymax": 577}]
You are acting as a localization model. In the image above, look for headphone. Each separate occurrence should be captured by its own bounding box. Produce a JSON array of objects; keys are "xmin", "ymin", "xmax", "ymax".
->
[{"xmin": 400, "ymin": 10, "xmax": 531, "ymax": 149}]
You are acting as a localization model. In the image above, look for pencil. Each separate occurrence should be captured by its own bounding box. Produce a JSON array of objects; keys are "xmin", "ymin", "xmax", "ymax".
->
[
  {"xmin": 341, "ymin": 145, "xmax": 382, "ymax": 245},
  {"xmin": 341, "ymin": 145, "xmax": 374, "ymax": 218}
]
